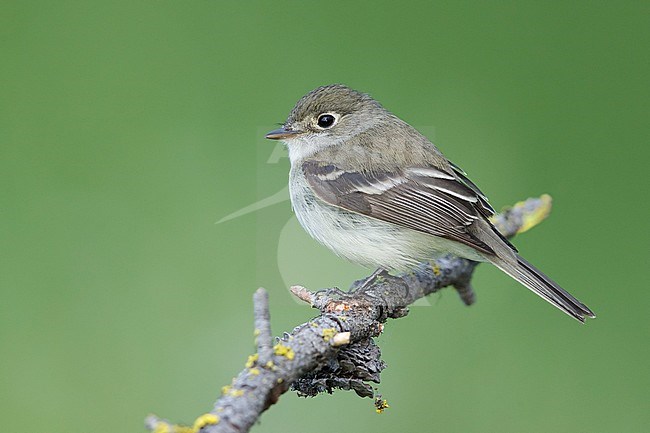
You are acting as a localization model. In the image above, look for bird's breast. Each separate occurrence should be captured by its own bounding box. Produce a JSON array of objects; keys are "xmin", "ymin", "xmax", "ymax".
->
[{"xmin": 288, "ymin": 166, "xmax": 480, "ymax": 270}]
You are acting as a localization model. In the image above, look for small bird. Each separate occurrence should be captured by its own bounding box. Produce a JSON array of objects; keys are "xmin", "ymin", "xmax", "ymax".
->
[{"xmin": 265, "ymin": 84, "xmax": 594, "ymax": 322}]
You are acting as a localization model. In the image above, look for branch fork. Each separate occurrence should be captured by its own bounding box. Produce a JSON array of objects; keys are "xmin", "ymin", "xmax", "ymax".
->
[{"xmin": 146, "ymin": 196, "xmax": 553, "ymax": 433}]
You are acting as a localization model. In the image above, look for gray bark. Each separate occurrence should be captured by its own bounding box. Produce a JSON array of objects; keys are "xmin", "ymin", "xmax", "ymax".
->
[{"xmin": 146, "ymin": 195, "xmax": 552, "ymax": 433}]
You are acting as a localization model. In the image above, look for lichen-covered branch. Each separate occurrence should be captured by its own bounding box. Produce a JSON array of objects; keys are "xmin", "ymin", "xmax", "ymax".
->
[
  {"xmin": 146, "ymin": 195, "xmax": 553, "ymax": 433},
  {"xmin": 252, "ymin": 288, "xmax": 273, "ymax": 366}
]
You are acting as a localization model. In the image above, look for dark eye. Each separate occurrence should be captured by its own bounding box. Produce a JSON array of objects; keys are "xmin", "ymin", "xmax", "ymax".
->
[{"xmin": 317, "ymin": 114, "xmax": 336, "ymax": 128}]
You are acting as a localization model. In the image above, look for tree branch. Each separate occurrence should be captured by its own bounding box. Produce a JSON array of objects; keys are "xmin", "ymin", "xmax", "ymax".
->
[
  {"xmin": 252, "ymin": 288, "xmax": 273, "ymax": 366},
  {"xmin": 145, "ymin": 195, "xmax": 553, "ymax": 433}
]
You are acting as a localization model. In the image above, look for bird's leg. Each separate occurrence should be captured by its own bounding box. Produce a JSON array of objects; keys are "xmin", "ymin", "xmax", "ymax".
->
[
  {"xmin": 313, "ymin": 286, "xmax": 349, "ymax": 300},
  {"xmin": 351, "ymin": 267, "xmax": 390, "ymax": 293},
  {"xmin": 311, "ymin": 268, "xmax": 389, "ymax": 310}
]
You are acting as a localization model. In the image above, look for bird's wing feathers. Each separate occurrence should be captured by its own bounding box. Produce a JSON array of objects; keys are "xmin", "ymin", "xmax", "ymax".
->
[
  {"xmin": 447, "ymin": 161, "xmax": 495, "ymax": 218},
  {"xmin": 302, "ymin": 161, "xmax": 517, "ymax": 256}
]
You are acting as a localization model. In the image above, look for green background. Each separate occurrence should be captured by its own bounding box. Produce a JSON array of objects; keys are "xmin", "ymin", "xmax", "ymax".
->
[{"xmin": 2, "ymin": 1, "xmax": 648, "ymax": 432}]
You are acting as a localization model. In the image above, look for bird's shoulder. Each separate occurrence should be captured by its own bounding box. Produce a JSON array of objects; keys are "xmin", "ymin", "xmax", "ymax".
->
[{"xmin": 314, "ymin": 118, "xmax": 449, "ymax": 173}]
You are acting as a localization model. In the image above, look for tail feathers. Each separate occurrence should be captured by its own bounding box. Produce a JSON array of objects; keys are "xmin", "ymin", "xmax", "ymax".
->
[{"xmin": 491, "ymin": 254, "xmax": 595, "ymax": 323}]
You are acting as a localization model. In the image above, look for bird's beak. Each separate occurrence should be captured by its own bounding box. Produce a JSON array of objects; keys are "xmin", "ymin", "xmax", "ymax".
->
[{"xmin": 265, "ymin": 127, "xmax": 302, "ymax": 140}]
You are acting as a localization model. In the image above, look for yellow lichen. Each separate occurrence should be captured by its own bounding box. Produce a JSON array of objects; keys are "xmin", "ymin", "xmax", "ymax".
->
[
  {"xmin": 321, "ymin": 328, "xmax": 337, "ymax": 341},
  {"xmin": 432, "ymin": 264, "xmax": 441, "ymax": 276},
  {"xmin": 273, "ymin": 343, "xmax": 295, "ymax": 360},
  {"xmin": 265, "ymin": 360, "xmax": 274, "ymax": 368},
  {"xmin": 152, "ymin": 423, "xmax": 170, "ymax": 433},
  {"xmin": 192, "ymin": 413, "xmax": 219, "ymax": 432},
  {"xmin": 516, "ymin": 194, "xmax": 552, "ymax": 234},
  {"xmin": 245, "ymin": 353, "xmax": 259, "ymax": 368},
  {"xmin": 222, "ymin": 385, "xmax": 245, "ymax": 397},
  {"xmin": 249, "ymin": 367, "xmax": 260, "ymax": 375},
  {"xmin": 253, "ymin": 328, "xmax": 260, "ymax": 336},
  {"xmin": 154, "ymin": 425, "xmax": 191, "ymax": 433},
  {"xmin": 152, "ymin": 424, "xmax": 191, "ymax": 433},
  {"xmin": 374, "ymin": 397, "xmax": 390, "ymax": 414}
]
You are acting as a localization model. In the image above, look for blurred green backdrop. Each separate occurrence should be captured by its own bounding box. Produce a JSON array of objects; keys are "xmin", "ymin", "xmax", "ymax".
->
[{"xmin": 1, "ymin": 1, "xmax": 648, "ymax": 432}]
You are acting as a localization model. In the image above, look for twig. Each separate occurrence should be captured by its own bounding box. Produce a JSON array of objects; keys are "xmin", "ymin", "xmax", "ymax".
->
[
  {"xmin": 145, "ymin": 195, "xmax": 553, "ymax": 433},
  {"xmin": 253, "ymin": 288, "xmax": 273, "ymax": 366}
]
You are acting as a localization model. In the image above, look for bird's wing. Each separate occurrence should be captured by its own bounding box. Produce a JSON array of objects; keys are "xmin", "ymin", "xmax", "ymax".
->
[{"xmin": 302, "ymin": 161, "xmax": 516, "ymax": 256}]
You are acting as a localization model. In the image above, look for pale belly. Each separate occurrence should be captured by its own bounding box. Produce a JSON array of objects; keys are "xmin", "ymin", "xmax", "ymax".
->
[{"xmin": 289, "ymin": 168, "xmax": 485, "ymax": 271}]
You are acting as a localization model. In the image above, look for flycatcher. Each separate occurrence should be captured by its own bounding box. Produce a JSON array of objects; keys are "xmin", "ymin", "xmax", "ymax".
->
[{"xmin": 265, "ymin": 84, "xmax": 594, "ymax": 322}]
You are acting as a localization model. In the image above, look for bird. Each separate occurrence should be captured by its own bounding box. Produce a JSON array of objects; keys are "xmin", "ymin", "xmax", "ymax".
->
[{"xmin": 265, "ymin": 84, "xmax": 594, "ymax": 322}]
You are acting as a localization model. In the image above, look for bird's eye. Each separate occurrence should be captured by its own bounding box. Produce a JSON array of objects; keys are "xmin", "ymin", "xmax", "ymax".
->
[{"xmin": 317, "ymin": 113, "xmax": 336, "ymax": 129}]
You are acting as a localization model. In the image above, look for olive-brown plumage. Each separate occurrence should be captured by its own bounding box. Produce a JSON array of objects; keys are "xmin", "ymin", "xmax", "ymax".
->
[{"xmin": 266, "ymin": 84, "xmax": 595, "ymax": 322}]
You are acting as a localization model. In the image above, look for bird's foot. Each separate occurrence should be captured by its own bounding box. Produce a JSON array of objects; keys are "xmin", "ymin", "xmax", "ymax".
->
[
  {"xmin": 350, "ymin": 267, "xmax": 390, "ymax": 293},
  {"xmin": 313, "ymin": 286, "xmax": 349, "ymax": 301}
]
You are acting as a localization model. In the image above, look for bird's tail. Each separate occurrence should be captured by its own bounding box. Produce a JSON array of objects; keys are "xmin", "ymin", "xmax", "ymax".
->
[{"xmin": 490, "ymin": 254, "xmax": 595, "ymax": 323}]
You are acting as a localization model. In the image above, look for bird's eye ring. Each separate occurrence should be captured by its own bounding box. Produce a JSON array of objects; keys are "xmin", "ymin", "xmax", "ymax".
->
[{"xmin": 316, "ymin": 113, "xmax": 337, "ymax": 129}]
